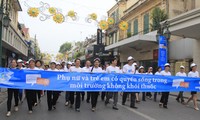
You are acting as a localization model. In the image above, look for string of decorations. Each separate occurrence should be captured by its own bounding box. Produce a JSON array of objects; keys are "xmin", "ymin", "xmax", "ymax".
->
[{"xmin": 24, "ymin": 1, "xmax": 129, "ymax": 31}]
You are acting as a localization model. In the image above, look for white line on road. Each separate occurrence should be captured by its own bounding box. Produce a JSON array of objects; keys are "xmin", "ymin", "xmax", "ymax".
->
[{"xmin": 118, "ymin": 103, "xmax": 157, "ymax": 120}]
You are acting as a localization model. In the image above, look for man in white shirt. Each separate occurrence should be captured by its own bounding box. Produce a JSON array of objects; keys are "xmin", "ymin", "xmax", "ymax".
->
[
  {"xmin": 176, "ymin": 66, "xmax": 187, "ymax": 103},
  {"xmin": 105, "ymin": 57, "xmax": 120, "ymax": 110},
  {"xmin": 159, "ymin": 63, "xmax": 171, "ymax": 109},
  {"xmin": 122, "ymin": 56, "xmax": 137, "ymax": 109},
  {"xmin": 82, "ymin": 60, "xmax": 92, "ymax": 103},
  {"xmin": 69, "ymin": 58, "xmax": 82, "ymax": 112},
  {"xmin": 65, "ymin": 61, "xmax": 72, "ymax": 106}
]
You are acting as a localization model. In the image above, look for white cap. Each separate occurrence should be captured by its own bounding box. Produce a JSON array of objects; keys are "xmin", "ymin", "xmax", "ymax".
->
[
  {"xmin": 61, "ymin": 60, "xmax": 66, "ymax": 63},
  {"xmin": 127, "ymin": 56, "xmax": 134, "ymax": 61},
  {"xmin": 190, "ymin": 63, "xmax": 197, "ymax": 68},
  {"xmin": 67, "ymin": 61, "xmax": 72, "ymax": 65},
  {"xmin": 25, "ymin": 61, "xmax": 29, "ymax": 64},
  {"xmin": 28, "ymin": 58, "xmax": 35, "ymax": 63},
  {"xmin": 180, "ymin": 66, "xmax": 185, "ymax": 69},
  {"xmin": 133, "ymin": 63, "xmax": 137, "ymax": 66},
  {"xmin": 50, "ymin": 60, "xmax": 56, "ymax": 64},
  {"xmin": 139, "ymin": 66, "xmax": 144, "ymax": 69},
  {"xmin": 56, "ymin": 62, "xmax": 60, "ymax": 65},
  {"xmin": 17, "ymin": 59, "xmax": 23, "ymax": 63},
  {"xmin": 164, "ymin": 63, "xmax": 170, "ymax": 67}
]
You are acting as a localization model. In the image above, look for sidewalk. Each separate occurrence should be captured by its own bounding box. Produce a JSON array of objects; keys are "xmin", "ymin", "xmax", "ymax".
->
[
  {"xmin": 170, "ymin": 92, "xmax": 200, "ymax": 101},
  {"xmin": 0, "ymin": 88, "xmax": 7, "ymax": 104}
]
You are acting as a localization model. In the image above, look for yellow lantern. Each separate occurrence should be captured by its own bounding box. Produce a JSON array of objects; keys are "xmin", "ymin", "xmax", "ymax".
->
[
  {"xmin": 107, "ymin": 17, "xmax": 115, "ymax": 25},
  {"xmin": 53, "ymin": 13, "xmax": 64, "ymax": 23},
  {"xmin": 119, "ymin": 21, "xmax": 129, "ymax": 31},
  {"xmin": 90, "ymin": 13, "xmax": 97, "ymax": 20},
  {"xmin": 68, "ymin": 10, "xmax": 76, "ymax": 18},
  {"xmin": 27, "ymin": 7, "xmax": 39, "ymax": 17},
  {"xmin": 99, "ymin": 20, "xmax": 109, "ymax": 30},
  {"xmin": 49, "ymin": 7, "xmax": 57, "ymax": 15}
]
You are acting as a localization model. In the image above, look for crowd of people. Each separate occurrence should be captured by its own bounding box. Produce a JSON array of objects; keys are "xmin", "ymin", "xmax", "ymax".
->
[{"xmin": 4, "ymin": 56, "xmax": 199, "ymax": 117}]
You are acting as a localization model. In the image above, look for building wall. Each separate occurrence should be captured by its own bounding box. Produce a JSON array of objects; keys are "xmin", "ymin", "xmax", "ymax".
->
[{"xmin": 193, "ymin": 39, "xmax": 200, "ymax": 72}]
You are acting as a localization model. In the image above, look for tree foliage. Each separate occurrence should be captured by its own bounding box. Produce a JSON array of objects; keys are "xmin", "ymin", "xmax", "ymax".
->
[
  {"xmin": 59, "ymin": 42, "xmax": 72, "ymax": 54},
  {"xmin": 151, "ymin": 7, "xmax": 168, "ymax": 31}
]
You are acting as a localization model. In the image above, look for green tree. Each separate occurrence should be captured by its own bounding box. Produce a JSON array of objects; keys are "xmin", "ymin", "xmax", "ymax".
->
[
  {"xmin": 151, "ymin": 7, "xmax": 168, "ymax": 31},
  {"xmin": 59, "ymin": 42, "xmax": 72, "ymax": 54}
]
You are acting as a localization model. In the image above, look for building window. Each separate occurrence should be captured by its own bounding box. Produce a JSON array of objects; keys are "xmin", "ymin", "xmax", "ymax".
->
[
  {"xmin": 127, "ymin": 21, "xmax": 132, "ymax": 37},
  {"xmin": 143, "ymin": 13, "xmax": 149, "ymax": 34},
  {"xmin": 116, "ymin": 9, "xmax": 119, "ymax": 23},
  {"xmin": 133, "ymin": 19, "xmax": 138, "ymax": 35}
]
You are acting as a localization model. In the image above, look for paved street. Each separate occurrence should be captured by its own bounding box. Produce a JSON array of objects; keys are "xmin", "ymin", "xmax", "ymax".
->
[{"xmin": 0, "ymin": 92, "xmax": 199, "ymax": 120}]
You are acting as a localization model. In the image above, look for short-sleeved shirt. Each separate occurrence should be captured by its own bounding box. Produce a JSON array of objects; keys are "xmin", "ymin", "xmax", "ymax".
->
[
  {"xmin": 123, "ymin": 64, "xmax": 135, "ymax": 74},
  {"xmin": 106, "ymin": 66, "xmax": 120, "ymax": 74}
]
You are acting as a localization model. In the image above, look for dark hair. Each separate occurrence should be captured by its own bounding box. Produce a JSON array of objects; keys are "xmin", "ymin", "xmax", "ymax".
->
[
  {"xmin": 110, "ymin": 57, "xmax": 118, "ymax": 63},
  {"xmin": 157, "ymin": 66, "xmax": 161, "ymax": 71},
  {"xmin": 75, "ymin": 58, "xmax": 81, "ymax": 62},
  {"xmin": 94, "ymin": 58, "xmax": 100, "ymax": 63},
  {"xmin": 35, "ymin": 60, "xmax": 43, "ymax": 65},
  {"xmin": 139, "ymin": 68, "xmax": 145, "ymax": 73},
  {"xmin": 11, "ymin": 59, "xmax": 17, "ymax": 63}
]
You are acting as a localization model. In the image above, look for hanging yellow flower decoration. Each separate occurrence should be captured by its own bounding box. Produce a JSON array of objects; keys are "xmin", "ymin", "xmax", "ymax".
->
[
  {"xmin": 99, "ymin": 20, "xmax": 109, "ymax": 30},
  {"xmin": 107, "ymin": 17, "xmax": 115, "ymax": 25},
  {"xmin": 53, "ymin": 13, "xmax": 64, "ymax": 23},
  {"xmin": 68, "ymin": 10, "xmax": 76, "ymax": 18},
  {"xmin": 49, "ymin": 7, "xmax": 57, "ymax": 15},
  {"xmin": 119, "ymin": 21, "xmax": 129, "ymax": 31},
  {"xmin": 90, "ymin": 13, "xmax": 97, "ymax": 20},
  {"xmin": 27, "ymin": 7, "xmax": 39, "ymax": 17}
]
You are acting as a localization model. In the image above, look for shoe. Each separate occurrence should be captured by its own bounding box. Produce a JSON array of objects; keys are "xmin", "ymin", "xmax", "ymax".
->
[
  {"xmin": 86, "ymin": 100, "xmax": 90, "ymax": 103},
  {"xmin": 65, "ymin": 102, "xmax": 69, "ymax": 106},
  {"xmin": 105, "ymin": 101, "xmax": 109, "ymax": 106},
  {"xmin": 53, "ymin": 106, "xmax": 56, "ymax": 110},
  {"xmin": 112, "ymin": 106, "xmax": 119, "ymax": 110},
  {"xmin": 75, "ymin": 108, "xmax": 80, "ymax": 112},
  {"xmin": 91, "ymin": 107, "xmax": 95, "ymax": 112},
  {"xmin": 34, "ymin": 103, "xmax": 38, "ymax": 106},
  {"xmin": 6, "ymin": 111, "xmax": 11, "ymax": 117},
  {"xmin": 130, "ymin": 106, "xmax": 138, "ymax": 109},
  {"xmin": 142, "ymin": 100, "xmax": 146, "ymax": 101},
  {"xmin": 48, "ymin": 108, "xmax": 52, "ymax": 111},
  {"xmin": 194, "ymin": 107, "xmax": 199, "ymax": 111},
  {"xmin": 122, "ymin": 103, "xmax": 125, "ymax": 105},
  {"xmin": 159, "ymin": 103, "xmax": 163, "ymax": 108},
  {"xmin": 136, "ymin": 100, "xmax": 140, "ymax": 103},
  {"xmin": 29, "ymin": 111, "xmax": 33, "ymax": 114},
  {"xmin": 14, "ymin": 106, "xmax": 19, "ymax": 112},
  {"xmin": 163, "ymin": 105, "xmax": 168, "ymax": 109},
  {"xmin": 176, "ymin": 98, "xmax": 180, "ymax": 103},
  {"xmin": 69, "ymin": 104, "xmax": 73, "ymax": 108}
]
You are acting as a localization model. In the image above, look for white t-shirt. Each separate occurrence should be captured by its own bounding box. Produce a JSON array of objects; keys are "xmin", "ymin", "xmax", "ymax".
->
[
  {"xmin": 70, "ymin": 66, "xmax": 82, "ymax": 72},
  {"xmin": 123, "ymin": 64, "xmax": 135, "ymax": 74},
  {"xmin": 27, "ymin": 67, "xmax": 40, "ymax": 70},
  {"xmin": 82, "ymin": 66, "xmax": 91, "ymax": 72},
  {"xmin": 47, "ymin": 68, "xmax": 59, "ymax": 71},
  {"xmin": 161, "ymin": 70, "xmax": 171, "ymax": 76},
  {"xmin": 188, "ymin": 71, "xmax": 199, "ymax": 78},
  {"xmin": 176, "ymin": 72, "xmax": 187, "ymax": 77},
  {"xmin": 91, "ymin": 67, "xmax": 103, "ymax": 73},
  {"xmin": 155, "ymin": 72, "xmax": 162, "ymax": 75},
  {"xmin": 106, "ymin": 66, "xmax": 120, "ymax": 73},
  {"xmin": 146, "ymin": 72, "xmax": 153, "ymax": 75}
]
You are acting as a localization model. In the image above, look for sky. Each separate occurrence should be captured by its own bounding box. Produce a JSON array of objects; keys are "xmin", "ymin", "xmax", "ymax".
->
[{"xmin": 18, "ymin": 0, "xmax": 116, "ymax": 55}]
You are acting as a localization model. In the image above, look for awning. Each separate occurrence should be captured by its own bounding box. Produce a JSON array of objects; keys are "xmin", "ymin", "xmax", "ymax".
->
[
  {"xmin": 105, "ymin": 31, "xmax": 157, "ymax": 51},
  {"xmin": 166, "ymin": 8, "xmax": 200, "ymax": 39}
]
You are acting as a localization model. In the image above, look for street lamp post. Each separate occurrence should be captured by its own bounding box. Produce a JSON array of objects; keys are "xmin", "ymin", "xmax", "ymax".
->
[{"xmin": 0, "ymin": 0, "xmax": 12, "ymax": 67}]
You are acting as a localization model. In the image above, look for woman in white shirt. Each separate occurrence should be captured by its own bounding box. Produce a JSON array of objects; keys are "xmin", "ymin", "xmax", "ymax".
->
[
  {"xmin": 154, "ymin": 67, "xmax": 162, "ymax": 102},
  {"xmin": 146, "ymin": 67, "xmax": 153, "ymax": 100},
  {"xmin": 69, "ymin": 58, "xmax": 83, "ymax": 112},
  {"xmin": 176, "ymin": 66, "xmax": 187, "ymax": 103},
  {"xmin": 47, "ymin": 61, "xmax": 60, "ymax": 111},
  {"xmin": 137, "ymin": 66, "xmax": 146, "ymax": 102},
  {"xmin": 185, "ymin": 63, "xmax": 199, "ymax": 111},
  {"xmin": 90, "ymin": 58, "xmax": 103, "ymax": 112},
  {"xmin": 159, "ymin": 63, "xmax": 171, "ymax": 109}
]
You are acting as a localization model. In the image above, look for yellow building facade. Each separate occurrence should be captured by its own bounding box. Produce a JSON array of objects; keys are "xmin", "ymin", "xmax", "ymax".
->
[{"xmin": 105, "ymin": 0, "xmax": 200, "ymax": 74}]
